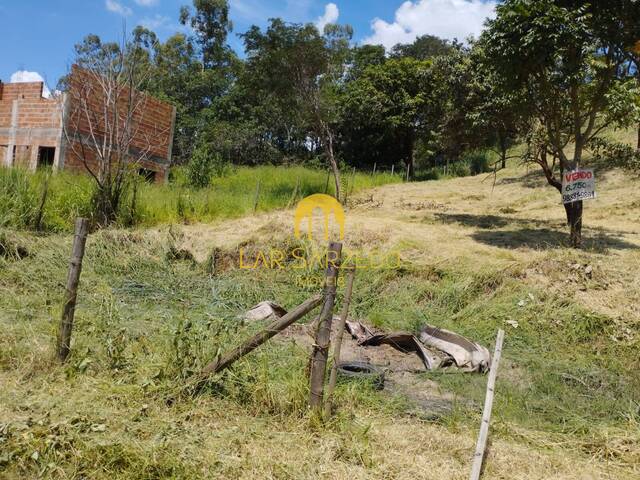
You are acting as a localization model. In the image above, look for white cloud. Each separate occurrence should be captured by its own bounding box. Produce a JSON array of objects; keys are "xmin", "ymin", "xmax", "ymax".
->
[
  {"xmin": 315, "ymin": 3, "xmax": 339, "ymax": 33},
  {"xmin": 140, "ymin": 14, "xmax": 171, "ymax": 30},
  {"xmin": 364, "ymin": 0, "xmax": 497, "ymax": 50},
  {"xmin": 10, "ymin": 71, "xmax": 51, "ymax": 98},
  {"xmin": 105, "ymin": 0, "xmax": 132, "ymax": 16},
  {"xmin": 135, "ymin": 0, "xmax": 158, "ymax": 6}
]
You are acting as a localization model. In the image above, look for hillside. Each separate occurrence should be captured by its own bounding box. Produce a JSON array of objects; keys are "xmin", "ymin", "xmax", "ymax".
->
[{"xmin": 1, "ymin": 162, "xmax": 639, "ymax": 479}]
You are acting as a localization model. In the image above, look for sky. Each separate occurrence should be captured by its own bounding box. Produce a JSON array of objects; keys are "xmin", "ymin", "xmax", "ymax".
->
[{"xmin": 0, "ymin": 0, "xmax": 497, "ymax": 95}]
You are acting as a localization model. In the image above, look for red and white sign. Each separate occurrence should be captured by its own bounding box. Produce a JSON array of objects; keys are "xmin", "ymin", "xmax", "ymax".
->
[{"xmin": 562, "ymin": 169, "xmax": 596, "ymax": 204}]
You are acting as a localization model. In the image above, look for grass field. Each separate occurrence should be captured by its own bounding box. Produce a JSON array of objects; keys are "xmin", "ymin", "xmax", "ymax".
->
[
  {"xmin": 0, "ymin": 165, "xmax": 400, "ymax": 232},
  {"xmin": 1, "ymin": 140, "xmax": 639, "ymax": 478}
]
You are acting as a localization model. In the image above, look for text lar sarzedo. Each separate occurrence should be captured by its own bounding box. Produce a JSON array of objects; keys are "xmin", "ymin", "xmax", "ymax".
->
[{"xmin": 238, "ymin": 248, "xmax": 402, "ymax": 270}]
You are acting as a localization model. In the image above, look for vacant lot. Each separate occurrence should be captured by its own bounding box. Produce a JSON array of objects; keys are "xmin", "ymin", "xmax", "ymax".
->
[{"xmin": 1, "ymin": 162, "xmax": 639, "ymax": 479}]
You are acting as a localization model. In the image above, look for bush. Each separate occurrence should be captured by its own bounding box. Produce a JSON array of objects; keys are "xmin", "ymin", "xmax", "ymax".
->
[
  {"xmin": 186, "ymin": 144, "xmax": 226, "ymax": 189},
  {"xmin": 462, "ymin": 150, "xmax": 492, "ymax": 175}
]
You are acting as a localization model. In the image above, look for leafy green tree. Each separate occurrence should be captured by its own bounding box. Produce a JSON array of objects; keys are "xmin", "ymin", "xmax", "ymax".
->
[
  {"xmin": 341, "ymin": 58, "xmax": 436, "ymax": 178},
  {"xmin": 238, "ymin": 19, "xmax": 352, "ymax": 198},
  {"xmin": 484, "ymin": 0, "xmax": 633, "ymax": 247},
  {"xmin": 390, "ymin": 34, "xmax": 455, "ymax": 60},
  {"xmin": 467, "ymin": 42, "xmax": 527, "ymax": 169}
]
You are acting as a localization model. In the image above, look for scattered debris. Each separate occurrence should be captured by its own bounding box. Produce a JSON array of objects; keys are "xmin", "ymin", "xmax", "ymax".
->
[
  {"xmin": 358, "ymin": 332, "xmax": 438, "ymax": 370},
  {"xmin": 243, "ymin": 301, "xmax": 288, "ymax": 321},
  {"xmin": 506, "ymin": 319, "xmax": 519, "ymax": 329},
  {"xmin": 344, "ymin": 320, "xmax": 490, "ymax": 373},
  {"xmin": 419, "ymin": 325, "xmax": 490, "ymax": 373},
  {"xmin": 336, "ymin": 361, "xmax": 385, "ymax": 390}
]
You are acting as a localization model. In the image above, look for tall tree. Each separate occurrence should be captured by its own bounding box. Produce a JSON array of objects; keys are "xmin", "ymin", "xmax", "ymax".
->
[
  {"xmin": 341, "ymin": 58, "xmax": 436, "ymax": 179},
  {"xmin": 239, "ymin": 19, "xmax": 352, "ymax": 199},
  {"xmin": 391, "ymin": 34, "xmax": 455, "ymax": 60},
  {"xmin": 484, "ymin": 0, "xmax": 632, "ymax": 247}
]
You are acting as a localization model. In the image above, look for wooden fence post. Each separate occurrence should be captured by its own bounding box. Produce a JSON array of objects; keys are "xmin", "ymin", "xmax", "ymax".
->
[
  {"xmin": 253, "ymin": 179, "xmax": 262, "ymax": 213},
  {"xmin": 56, "ymin": 217, "xmax": 89, "ymax": 362},
  {"xmin": 372, "ymin": 163, "xmax": 377, "ymax": 176},
  {"xmin": 287, "ymin": 177, "xmax": 301, "ymax": 209},
  {"xmin": 391, "ymin": 164, "xmax": 395, "ymax": 176},
  {"xmin": 201, "ymin": 294, "xmax": 323, "ymax": 376},
  {"xmin": 324, "ymin": 266, "xmax": 356, "ymax": 418},
  {"xmin": 309, "ymin": 241, "xmax": 342, "ymax": 412},
  {"xmin": 469, "ymin": 329, "xmax": 505, "ymax": 480}
]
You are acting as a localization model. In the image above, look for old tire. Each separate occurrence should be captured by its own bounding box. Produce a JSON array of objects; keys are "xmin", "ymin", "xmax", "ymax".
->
[{"xmin": 337, "ymin": 361, "xmax": 385, "ymax": 390}]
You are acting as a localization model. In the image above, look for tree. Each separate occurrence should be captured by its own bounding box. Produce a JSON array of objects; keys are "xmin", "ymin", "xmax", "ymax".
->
[
  {"xmin": 484, "ymin": 0, "xmax": 632, "ymax": 247},
  {"xmin": 467, "ymin": 43, "xmax": 527, "ymax": 170},
  {"xmin": 239, "ymin": 19, "xmax": 352, "ymax": 199},
  {"xmin": 390, "ymin": 34, "xmax": 455, "ymax": 60},
  {"xmin": 63, "ymin": 34, "xmax": 170, "ymax": 225},
  {"xmin": 342, "ymin": 58, "xmax": 436, "ymax": 179}
]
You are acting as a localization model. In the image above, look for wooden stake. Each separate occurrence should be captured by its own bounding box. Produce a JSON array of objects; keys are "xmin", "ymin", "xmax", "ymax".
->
[
  {"xmin": 470, "ymin": 329, "xmax": 505, "ymax": 480},
  {"xmin": 372, "ymin": 163, "xmax": 377, "ymax": 176},
  {"xmin": 287, "ymin": 177, "xmax": 300, "ymax": 209},
  {"xmin": 309, "ymin": 241, "xmax": 342, "ymax": 411},
  {"xmin": 324, "ymin": 266, "xmax": 356, "ymax": 418},
  {"xmin": 253, "ymin": 179, "xmax": 262, "ymax": 213},
  {"xmin": 56, "ymin": 217, "xmax": 89, "ymax": 362},
  {"xmin": 201, "ymin": 294, "xmax": 323, "ymax": 375},
  {"xmin": 391, "ymin": 164, "xmax": 395, "ymax": 176},
  {"xmin": 406, "ymin": 163, "xmax": 410, "ymax": 182}
]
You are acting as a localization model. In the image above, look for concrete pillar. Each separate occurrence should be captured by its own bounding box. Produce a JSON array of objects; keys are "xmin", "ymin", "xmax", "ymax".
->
[
  {"xmin": 4, "ymin": 99, "xmax": 18, "ymax": 167},
  {"xmin": 54, "ymin": 93, "xmax": 70, "ymax": 171},
  {"xmin": 29, "ymin": 143, "xmax": 39, "ymax": 171}
]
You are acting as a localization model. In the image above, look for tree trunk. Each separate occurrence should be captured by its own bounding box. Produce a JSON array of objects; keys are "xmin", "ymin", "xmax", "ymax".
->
[
  {"xmin": 564, "ymin": 200, "xmax": 583, "ymax": 248},
  {"xmin": 499, "ymin": 132, "xmax": 507, "ymax": 169},
  {"xmin": 637, "ymin": 123, "xmax": 640, "ymax": 151},
  {"xmin": 324, "ymin": 125, "xmax": 341, "ymax": 201},
  {"xmin": 407, "ymin": 132, "xmax": 415, "ymax": 180}
]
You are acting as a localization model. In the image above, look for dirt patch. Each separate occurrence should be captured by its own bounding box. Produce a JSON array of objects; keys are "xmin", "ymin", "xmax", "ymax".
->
[{"xmin": 281, "ymin": 322, "xmax": 457, "ymax": 416}]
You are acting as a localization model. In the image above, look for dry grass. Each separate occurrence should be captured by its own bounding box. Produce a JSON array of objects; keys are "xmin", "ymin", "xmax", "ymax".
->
[{"xmin": 1, "ymin": 152, "xmax": 639, "ymax": 479}]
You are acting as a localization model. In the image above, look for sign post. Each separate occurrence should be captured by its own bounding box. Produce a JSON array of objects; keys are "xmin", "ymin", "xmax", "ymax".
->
[{"xmin": 562, "ymin": 169, "xmax": 596, "ymax": 204}]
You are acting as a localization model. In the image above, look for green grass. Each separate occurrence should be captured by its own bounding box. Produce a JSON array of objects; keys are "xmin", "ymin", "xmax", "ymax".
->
[
  {"xmin": 1, "ymin": 226, "xmax": 638, "ymax": 478},
  {"xmin": 0, "ymin": 165, "xmax": 401, "ymax": 232}
]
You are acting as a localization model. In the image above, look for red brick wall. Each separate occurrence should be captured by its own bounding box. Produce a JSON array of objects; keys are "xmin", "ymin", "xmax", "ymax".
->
[
  {"xmin": 0, "ymin": 82, "xmax": 44, "ymax": 101},
  {"xmin": 64, "ymin": 139, "xmax": 167, "ymax": 183},
  {"xmin": 66, "ymin": 66, "xmax": 174, "ymax": 170}
]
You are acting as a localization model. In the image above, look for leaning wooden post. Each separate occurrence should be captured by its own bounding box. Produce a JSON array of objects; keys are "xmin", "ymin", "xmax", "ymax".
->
[
  {"xmin": 56, "ymin": 217, "xmax": 89, "ymax": 362},
  {"xmin": 253, "ymin": 179, "xmax": 262, "ymax": 213},
  {"xmin": 324, "ymin": 265, "xmax": 356, "ymax": 418},
  {"xmin": 309, "ymin": 241, "xmax": 342, "ymax": 412},
  {"xmin": 470, "ymin": 329, "xmax": 505, "ymax": 480},
  {"xmin": 201, "ymin": 294, "xmax": 323, "ymax": 376}
]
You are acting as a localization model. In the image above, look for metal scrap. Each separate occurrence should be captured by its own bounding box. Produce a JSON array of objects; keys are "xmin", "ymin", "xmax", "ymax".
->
[{"xmin": 344, "ymin": 320, "xmax": 490, "ymax": 373}]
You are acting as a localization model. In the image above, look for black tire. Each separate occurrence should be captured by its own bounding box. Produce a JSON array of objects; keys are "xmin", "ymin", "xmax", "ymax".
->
[{"xmin": 336, "ymin": 361, "xmax": 385, "ymax": 390}]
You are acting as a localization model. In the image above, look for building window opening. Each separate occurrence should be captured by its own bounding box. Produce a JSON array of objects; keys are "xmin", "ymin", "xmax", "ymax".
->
[
  {"xmin": 138, "ymin": 168, "xmax": 156, "ymax": 183},
  {"xmin": 38, "ymin": 147, "xmax": 56, "ymax": 168}
]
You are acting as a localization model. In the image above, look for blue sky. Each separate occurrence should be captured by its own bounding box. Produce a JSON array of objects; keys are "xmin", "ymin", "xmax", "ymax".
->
[{"xmin": 0, "ymin": 0, "xmax": 496, "ymax": 93}]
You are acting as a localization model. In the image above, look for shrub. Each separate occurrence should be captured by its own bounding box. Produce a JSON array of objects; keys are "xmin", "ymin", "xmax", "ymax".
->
[
  {"xmin": 463, "ymin": 150, "xmax": 492, "ymax": 175},
  {"xmin": 186, "ymin": 144, "xmax": 226, "ymax": 189}
]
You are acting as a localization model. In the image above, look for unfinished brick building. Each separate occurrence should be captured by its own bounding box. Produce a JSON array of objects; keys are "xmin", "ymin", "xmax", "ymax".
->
[{"xmin": 0, "ymin": 68, "xmax": 176, "ymax": 183}]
